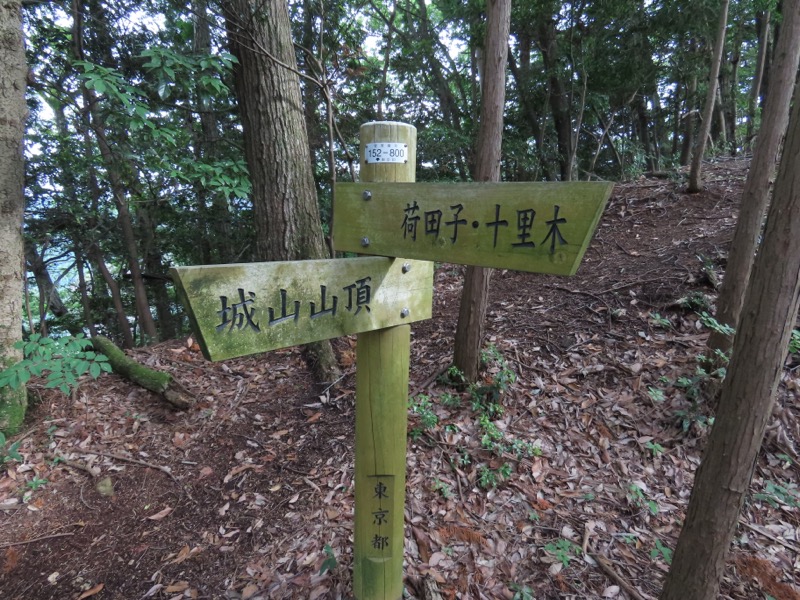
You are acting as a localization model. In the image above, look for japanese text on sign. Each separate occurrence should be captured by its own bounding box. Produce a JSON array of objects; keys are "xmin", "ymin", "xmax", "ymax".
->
[
  {"xmin": 216, "ymin": 278, "xmax": 372, "ymax": 334},
  {"xmin": 367, "ymin": 475, "xmax": 394, "ymax": 557},
  {"xmin": 401, "ymin": 202, "xmax": 568, "ymax": 253}
]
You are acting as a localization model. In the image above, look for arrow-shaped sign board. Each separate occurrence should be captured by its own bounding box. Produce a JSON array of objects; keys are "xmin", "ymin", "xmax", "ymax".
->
[
  {"xmin": 333, "ymin": 182, "xmax": 613, "ymax": 275},
  {"xmin": 171, "ymin": 257, "xmax": 433, "ymax": 361}
]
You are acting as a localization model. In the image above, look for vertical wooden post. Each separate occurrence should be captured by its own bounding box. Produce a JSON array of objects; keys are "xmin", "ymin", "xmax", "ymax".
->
[{"xmin": 353, "ymin": 122, "xmax": 416, "ymax": 600}]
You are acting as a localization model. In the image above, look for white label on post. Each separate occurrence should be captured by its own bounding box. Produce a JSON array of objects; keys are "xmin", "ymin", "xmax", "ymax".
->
[{"xmin": 364, "ymin": 142, "xmax": 408, "ymax": 164}]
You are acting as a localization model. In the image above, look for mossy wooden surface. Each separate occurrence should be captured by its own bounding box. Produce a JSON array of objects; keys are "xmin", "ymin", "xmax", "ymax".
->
[
  {"xmin": 92, "ymin": 336, "xmax": 193, "ymax": 409},
  {"xmin": 353, "ymin": 326, "xmax": 409, "ymax": 600},
  {"xmin": 351, "ymin": 121, "xmax": 417, "ymax": 600},
  {"xmin": 171, "ymin": 257, "xmax": 433, "ymax": 362},
  {"xmin": 333, "ymin": 182, "xmax": 613, "ymax": 275}
]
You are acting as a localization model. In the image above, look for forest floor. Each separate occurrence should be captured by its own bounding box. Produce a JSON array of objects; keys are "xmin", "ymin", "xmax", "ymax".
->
[{"xmin": 2, "ymin": 158, "xmax": 800, "ymax": 600}]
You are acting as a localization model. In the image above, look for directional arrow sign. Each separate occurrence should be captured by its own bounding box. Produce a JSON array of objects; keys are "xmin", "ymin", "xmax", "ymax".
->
[
  {"xmin": 171, "ymin": 257, "xmax": 433, "ymax": 361},
  {"xmin": 333, "ymin": 182, "xmax": 613, "ymax": 275}
]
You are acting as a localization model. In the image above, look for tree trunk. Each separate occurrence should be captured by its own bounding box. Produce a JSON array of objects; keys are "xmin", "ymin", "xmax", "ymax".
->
[
  {"xmin": 88, "ymin": 245, "xmax": 136, "ymax": 349},
  {"xmin": 707, "ymin": 0, "xmax": 800, "ymax": 357},
  {"xmin": 192, "ymin": 0, "xmax": 233, "ymax": 264},
  {"xmin": 453, "ymin": 0, "xmax": 511, "ymax": 382},
  {"xmin": 680, "ymin": 72, "xmax": 698, "ymax": 166},
  {"xmin": 71, "ymin": 0, "xmax": 158, "ymax": 343},
  {"xmin": 746, "ymin": 11, "xmax": 771, "ymax": 149},
  {"xmin": 222, "ymin": 0, "xmax": 339, "ymax": 382},
  {"xmin": 75, "ymin": 249, "xmax": 97, "ymax": 338},
  {"xmin": 660, "ymin": 73, "xmax": 800, "ymax": 600},
  {"xmin": 538, "ymin": 11, "xmax": 573, "ymax": 181},
  {"xmin": 688, "ymin": 0, "xmax": 730, "ymax": 192},
  {"xmin": 0, "ymin": 0, "xmax": 28, "ymax": 434},
  {"xmin": 24, "ymin": 240, "xmax": 68, "ymax": 321}
]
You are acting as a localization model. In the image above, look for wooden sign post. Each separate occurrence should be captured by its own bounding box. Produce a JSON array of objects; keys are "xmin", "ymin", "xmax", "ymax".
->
[
  {"xmin": 351, "ymin": 122, "xmax": 417, "ymax": 600},
  {"xmin": 173, "ymin": 121, "xmax": 611, "ymax": 600}
]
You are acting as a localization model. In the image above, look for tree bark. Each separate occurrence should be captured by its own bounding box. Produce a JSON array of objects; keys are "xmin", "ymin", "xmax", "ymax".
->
[
  {"xmin": 453, "ymin": 0, "xmax": 511, "ymax": 382},
  {"xmin": 0, "ymin": 0, "xmax": 28, "ymax": 434},
  {"xmin": 538, "ymin": 10, "xmax": 573, "ymax": 181},
  {"xmin": 71, "ymin": 0, "xmax": 158, "ymax": 343},
  {"xmin": 746, "ymin": 11, "xmax": 771, "ymax": 149},
  {"xmin": 688, "ymin": 0, "xmax": 730, "ymax": 192},
  {"xmin": 660, "ymin": 73, "xmax": 800, "ymax": 600},
  {"xmin": 222, "ymin": 0, "xmax": 339, "ymax": 382},
  {"xmin": 707, "ymin": 0, "xmax": 800, "ymax": 357},
  {"xmin": 24, "ymin": 240, "xmax": 68, "ymax": 322}
]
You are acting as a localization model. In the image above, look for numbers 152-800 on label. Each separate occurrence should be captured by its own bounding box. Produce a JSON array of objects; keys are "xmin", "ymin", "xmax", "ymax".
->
[{"xmin": 365, "ymin": 142, "xmax": 407, "ymax": 164}]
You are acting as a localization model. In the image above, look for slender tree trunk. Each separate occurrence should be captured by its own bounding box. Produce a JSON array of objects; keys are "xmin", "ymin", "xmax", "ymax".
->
[
  {"xmin": 725, "ymin": 31, "xmax": 741, "ymax": 155},
  {"xmin": 746, "ymin": 11, "xmax": 771, "ymax": 149},
  {"xmin": 634, "ymin": 94, "xmax": 656, "ymax": 171},
  {"xmin": 88, "ymin": 245, "xmax": 135, "ymax": 349},
  {"xmin": 71, "ymin": 0, "xmax": 158, "ymax": 342},
  {"xmin": 0, "ymin": 0, "xmax": 28, "ymax": 434},
  {"xmin": 453, "ymin": 0, "xmax": 511, "ymax": 382},
  {"xmin": 538, "ymin": 11, "xmax": 573, "ymax": 181},
  {"xmin": 680, "ymin": 72, "xmax": 698, "ymax": 166},
  {"xmin": 24, "ymin": 240, "xmax": 68, "ymax": 320},
  {"xmin": 707, "ymin": 0, "xmax": 800, "ymax": 357},
  {"xmin": 138, "ymin": 204, "xmax": 176, "ymax": 340},
  {"xmin": 75, "ymin": 249, "xmax": 97, "ymax": 338},
  {"xmin": 660, "ymin": 76, "xmax": 800, "ymax": 600},
  {"xmin": 192, "ymin": 0, "xmax": 232, "ymax": 264},
  {"xmin": 688, "ymin": 0, "xmax": 730, "ymax": 192},
  {"xmin": 222, "ymin": 0, "xmax": 339, "ymax": 382}
]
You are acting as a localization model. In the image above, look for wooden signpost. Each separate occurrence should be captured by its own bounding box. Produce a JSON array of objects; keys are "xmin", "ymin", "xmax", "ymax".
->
[
  {"xmin": 173, "ymin": 121, "xmax": 611, "ymax": 600},
  {"xmin": 171, "ymin": 257, "xmax": 433, "ymax": 360},
  {"xmin": 334, "ymin": 181, "xmax": 612, "ymax": 275}
]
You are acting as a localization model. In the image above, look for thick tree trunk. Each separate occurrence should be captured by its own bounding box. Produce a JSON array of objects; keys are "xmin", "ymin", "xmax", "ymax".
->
[
  {"xmin": 222, "ymin": 0, "xmax": 339, "ymax": 382},
  {"xmin": 0, "ymin": 0, "xmax": 28, "ymax": 434},
  {"xmin": 707, "ymin": 0, "xmax": 800, "ymax": 357},
  {"xmin": 688, "ymin": 0, "xmax": 730, "ymax": 192},
  {"xmin": 660, "ymin": 75, "xmax": 800, "ymax": 600},
  {"xmin": 453, "ymin": 0, "xmax": 511, "ymax": 382}
]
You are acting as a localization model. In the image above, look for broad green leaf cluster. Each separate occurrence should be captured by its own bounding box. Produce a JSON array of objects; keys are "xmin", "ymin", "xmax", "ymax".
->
[{"xmin": 0, "ymin": 334, "xmax": 112, "ymax": 395}]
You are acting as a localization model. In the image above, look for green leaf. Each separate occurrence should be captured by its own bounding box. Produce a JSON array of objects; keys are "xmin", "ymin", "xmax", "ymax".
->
[{"xmin": 90, "ymin": 362, "xmax": 101, "ymax": 379}]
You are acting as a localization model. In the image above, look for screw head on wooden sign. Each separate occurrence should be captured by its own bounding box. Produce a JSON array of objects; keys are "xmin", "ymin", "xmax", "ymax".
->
[
  {"xmin": 171, "ymin": 257, "xmax": 433, "ymax": 361},
  {"xmin": 333, "ymin": 182, "xmax": 613, "ymax": 275}
]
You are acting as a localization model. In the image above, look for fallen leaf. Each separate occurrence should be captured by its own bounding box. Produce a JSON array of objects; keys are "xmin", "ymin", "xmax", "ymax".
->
[
  {"xmin": 96, "ymin": 477, "xmax": 114, "ymax": 497},
  {"xmin": 146, "ymin": 506, "xmax": 173, "ymax": 521},
  {"xmin": 198, "ymin": 466, "xmax": 213, "ymax": 479},
  {"xmin": 165, "ymin": 581, "xmax": 190, "ymax": 593},
  {"xmin": 77, "ymin": 583, "xmax": 104, "ymax": 599},
  {"xmin": 241, "ymin": 583, "xmax": 259, "ymax": 599},
  {"xmin": 306, "ymin": 412, "xmax": 322, "ymax": 423},
  {"xmin": 3, "ymin": 547, "xmax": 20, "ymax": 574}
]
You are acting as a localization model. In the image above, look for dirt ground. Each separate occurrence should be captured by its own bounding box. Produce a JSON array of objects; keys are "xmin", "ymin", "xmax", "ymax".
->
[{"xmin": 1, "ymin": 158, "xmax": 799, "ymax": 600}]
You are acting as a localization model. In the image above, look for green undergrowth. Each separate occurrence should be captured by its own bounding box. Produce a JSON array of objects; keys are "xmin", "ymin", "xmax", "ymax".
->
[{"xmin": 408, "ymin": 344, "xmax": 541, "ymax": 491}]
